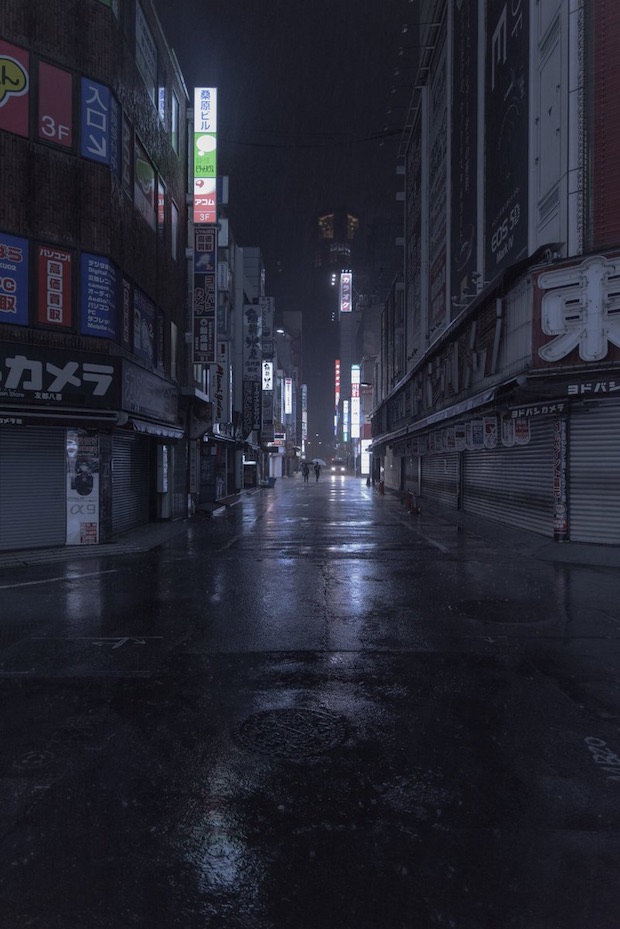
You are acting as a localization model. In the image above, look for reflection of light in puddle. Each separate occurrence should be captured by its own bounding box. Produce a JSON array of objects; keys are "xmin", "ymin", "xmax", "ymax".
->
[{"xmin": 327, "ymin": 543, "xmax": 377, "ymax": 554}]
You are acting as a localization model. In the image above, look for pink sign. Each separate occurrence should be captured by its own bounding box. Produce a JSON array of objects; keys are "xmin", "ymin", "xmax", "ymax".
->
[
  {"xmin": 38, "ymin": 62, "xmax": 73, "ymax": 147},
  {"xmin": 0, "ymin": 40, "xmax": 30, "ymax": 138}
]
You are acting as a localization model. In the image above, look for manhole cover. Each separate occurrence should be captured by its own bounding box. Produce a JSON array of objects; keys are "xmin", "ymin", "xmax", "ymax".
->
[
  {"xmin": 449, "ymin": 599, "xmax": 543, "ymax": 624},
  {"xmin": 235, "ymin": 708, "xmax": 347, "ymax": 759}
]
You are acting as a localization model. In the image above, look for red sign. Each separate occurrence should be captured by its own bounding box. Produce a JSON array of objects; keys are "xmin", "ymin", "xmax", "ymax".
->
[
  {"xmin": 38, "ymin": 62, "xmax": 73, "ymax": 147},
  {"xmin": 0, "ymin": 40, "xmax": 30, "ymax": 137},
  {"xmin": 37, "ymin": 246, "xmax": 73, "ymax": 328}
]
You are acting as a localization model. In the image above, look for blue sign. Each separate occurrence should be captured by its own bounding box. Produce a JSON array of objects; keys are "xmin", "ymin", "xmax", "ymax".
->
[
  {"xmin": 0, "ymin": 232, "xmax": 29, "ymax": 326},
  {"xmin": 80, "ymin": 253, "xmax": 118, "ymax": 338},
  {"xmin": 80, "ymin": 78, "xmax": 111, "ymax": 165}
]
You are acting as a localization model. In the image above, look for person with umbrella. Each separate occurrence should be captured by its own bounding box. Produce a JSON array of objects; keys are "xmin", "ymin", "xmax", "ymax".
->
[{"xmin": 314, "ymin": 461, "xmax": 321, "ymax": 482}]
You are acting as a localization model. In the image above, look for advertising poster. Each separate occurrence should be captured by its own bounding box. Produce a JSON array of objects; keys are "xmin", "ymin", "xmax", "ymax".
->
[
  {"xmin": 133, "ymin": 137, "xmax": 156, "ymax": 229},
  {"xmin": 471, "ymin": 420, "xmax": 484, "ymax": 449},
  {"xmin": 133, "ymin": 287, "xmax": 155, "ymax": 364},
  {"xmin": 483, "ymin": 415, "xmax": 498, "ymax": 448},
  {"xmin": 66, "ymin": 430, "xmax": 100, "ymax": 545},
  {"xmin": 0, "ymin": 232, "xmax": 29, "ymax": 325},
  {"xmin": 451, "ymin": 0, "xmax": 478, "ymax": 305},
  {"xmin": 80, "ymin": 253, "xmax": 118, "ymax": 338},
  {"xmin": 501, "ymin": 416, "xmax": 515, "ymax": 447},
  {"xmin": 514, "ymin": 416, "xmax": 531, "ymax": 445},
  {"xmin": 36, "ymin": 245, "xmax": 73, "ymax": 328},
  {"xmin": 0, "ymin": 40, "xmax": 30, "ymax": 138},
  {"xmin": 484, "ymin": 0, "xmax": 529, "ymax": 278},
  {"xmin": 38, "ymin": 62, "xmax": 73, "ymax": 148}
]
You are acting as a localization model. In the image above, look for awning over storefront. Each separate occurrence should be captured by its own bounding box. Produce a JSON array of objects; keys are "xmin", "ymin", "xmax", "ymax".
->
[{"xmin": 130, "ymin": 418, "xmax": 184, "ymax": 439}]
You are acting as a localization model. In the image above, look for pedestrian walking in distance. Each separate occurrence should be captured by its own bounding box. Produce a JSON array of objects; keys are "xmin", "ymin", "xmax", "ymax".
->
[
  {"xmin": 314, "ymin": 462, "xmax": 321, "ymax": 482},
  {"xmin": 302, "ymin": 462, "xmax": 310, "ymax": 483}
]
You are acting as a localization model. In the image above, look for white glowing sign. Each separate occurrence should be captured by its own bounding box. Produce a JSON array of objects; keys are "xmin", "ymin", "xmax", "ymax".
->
[
  {"xmin": 340, "ymin": 272, "xmax": 352, "ymax": 313},
  {"xmin": 351, "ymin": 363, "xmax": 360, "ymax": 438},
  {"xmin": 193, "ymin": 87, "xmax": 217, "ymax": 224}
]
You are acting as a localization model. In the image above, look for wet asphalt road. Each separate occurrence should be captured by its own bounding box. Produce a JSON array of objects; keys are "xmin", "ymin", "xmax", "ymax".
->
[{"xmin": 0, "ymin": 477, "xmax": 619, "ymax": 929}]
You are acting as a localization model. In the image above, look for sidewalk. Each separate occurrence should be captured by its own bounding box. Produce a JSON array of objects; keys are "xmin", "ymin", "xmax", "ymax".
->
[
  {"xmin": 384, "ymin": 489, "xmax": 620, "ymax": 569},
  {"xmin": 0, "ymin": 490, "xmax": 258, "ymax": 569}
]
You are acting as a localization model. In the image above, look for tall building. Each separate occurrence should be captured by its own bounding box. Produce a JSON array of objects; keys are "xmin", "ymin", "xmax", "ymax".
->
[
  {"xmin": 0, "ymin": 0, "xmax": 191, "ymax": 548},
  {"xmin": 371, "ymin": 0, "xmax": 620, "ymax": 544}
]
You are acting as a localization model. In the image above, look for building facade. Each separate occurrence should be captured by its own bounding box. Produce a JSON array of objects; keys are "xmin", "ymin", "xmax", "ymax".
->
[
  {"xmin": 0, "ymin": 0, "xmax": 192, "ymax": 549},
  {"xmin": 371, "ymin": 0, "xmax": 620, "ymax": 544}
]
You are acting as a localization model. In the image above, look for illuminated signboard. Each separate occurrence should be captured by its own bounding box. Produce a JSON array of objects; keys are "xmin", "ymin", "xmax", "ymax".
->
[
  {"xmin": 194, "ymin": 87, "xmax": 217, "ymax": 224},
  {"xmin": 262, "ymin": 360, "xmax": 274, "ymax": 391},
  {"xmin": 285, "ymin": 377, "xmax": 293, "ymax": 415},
  {"xmin": 340, "ymin": 272, "xmax": 352, "ymax": 313},
  {"xmin": 335, "ymin": 358, "xmax": 341, "ymax": 409},
  {"xmin": 351, "ymin": 363, "xmax": 360, "ymax": 439}
]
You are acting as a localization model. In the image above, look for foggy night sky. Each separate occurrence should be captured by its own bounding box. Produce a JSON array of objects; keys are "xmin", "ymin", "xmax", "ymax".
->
[{"xmin": 152, "ymin": 0, "xmax": 411, "ymax": 442}]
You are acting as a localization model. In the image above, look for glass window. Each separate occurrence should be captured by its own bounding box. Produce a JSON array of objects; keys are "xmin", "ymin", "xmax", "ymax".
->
[
  {"xmin": 171, "ymin": 199, "xmax": 179, "ymax": 261},
  {"xmin": 170, "ymin": 320, "xmax": 178, "ymax": 380},
  {"xmin": 318, "ymin": 213, "xmax": 334, "ymax": 239},
  {"xmin": 171, "ymin": 91, "xmax": 180, "ymax": 153},
  {"xmin": 135, "ymin": 2, "xmax": 157, "ymax": 106}
]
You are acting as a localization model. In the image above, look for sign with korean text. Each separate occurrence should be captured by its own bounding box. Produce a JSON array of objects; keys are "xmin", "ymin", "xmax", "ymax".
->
[
  {"xmin": 193, "ymin": 226, "xmax": 217, "ymax": 363},
  {"xmin": 0, "ymin": 344, "xmax": 118, "ymax": 408},
  {"xmin": 0, "ymin": 40, "xmax": 29, "ymax": 137},
  {"xmin": 38, "ymin": 62, "xmax": 73, "ymax": 148},
  {"xmin": 80, "ymin": 253, "xmax": 118, "ymax": 338},
  {"xmin": 0, "ymin": 232, "xmax": 29, "ymax": 325},
  {"xmin": 36, "ymin": 245, "xmax": 73, "ymax": 328}
]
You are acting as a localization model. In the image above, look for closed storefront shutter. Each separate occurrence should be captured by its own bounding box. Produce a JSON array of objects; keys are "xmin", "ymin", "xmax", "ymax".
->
[
  {"xmin": 421, "ymin": 453, "xmax": 459, "ymax": 507},
  {"xmin": 463, "ymin": 419, "xmax": 554, "ymax": 536},
  {"xmin": 112, "ymin": 433, "xmax": 151, "ymax": 535},
  {"xmin": 569, "ymin": 400, "xmax": 620, "ymax": 544},
  {"xmin": 0, "ymin": 428, "xmax": 66, "ymax": 550}
]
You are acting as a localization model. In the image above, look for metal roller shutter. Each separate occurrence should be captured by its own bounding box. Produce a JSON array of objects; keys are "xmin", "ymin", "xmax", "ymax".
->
[
  {"xmin": 0, "ymin": 428, "xmax": 66, "ymax": 550},
  {"xmin": 112, "ymin": 433, "xmax": 151, "ymax": 535},
  {"xmin": 569, "ymin": 400, "xmax": 620, "ymax": 544},
  {"xmin": 463, "ymin": 419, "xmax": 554, "ymax": 536},
  {"xmin": 421, "ymin": 453, "xmax": 459, "ymax": 507}
]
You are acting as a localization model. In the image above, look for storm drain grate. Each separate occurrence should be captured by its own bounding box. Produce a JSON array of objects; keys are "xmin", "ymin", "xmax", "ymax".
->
[{"xmin": 235, "ymin": 708, "xmax": 347, "ymax": 759}]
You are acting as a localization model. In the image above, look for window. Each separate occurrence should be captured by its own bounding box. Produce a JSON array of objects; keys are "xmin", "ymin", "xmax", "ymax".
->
[
  {"xmin": 158, "ymin": 178, "xmax": 166, "ymax": 238},
  {"xmin": 171, "ymin": 200, "xmax": 179, "ymax": 261},
  {"xmin": 135, "ymin": 2, "xmax": 157, "ymax": 107},
  {"xmin": 318, "ymin": 213, "xmax": 334, "ymax": 239},
  {"xmin": 171, "ymin": 91, "xmax": 180, "ymax": 153},
  {"xmin": 170, "ymin": 321, "xmax": 178, "ymax": 380},
  {"xmin": 347, "ymin": 214, "xmax": 360, "ymax": 240}
]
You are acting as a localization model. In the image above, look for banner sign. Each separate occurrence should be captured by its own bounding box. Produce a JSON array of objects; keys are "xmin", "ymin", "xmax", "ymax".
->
[
  {"xmin": 484, "ymin": 0, "xmax": 529, "ymax": 277},
  {"xmin": 0, "ymin": 344, "xmax": 118, "ymax": 407},
  {"xmin": 193, "ymin": 226, "xmax": 217, "ymax": 364},
  {"xmin": 243, "ymin": 304, "xmax": 262, "ymax": 380},
  {"xmin": 36, "ymin": 245, "xmax": 73, "ymax": 328},
  {"xmin": 80, "ymin": 253, "xmax": 118, "ymax": 338},
  {"xmin": 0, "ymin": 232, "xmax": 29, "ymax": 325},
  {"xmin": 194, "ymin": 87, "xmax": 217, "ymax": 223}
]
